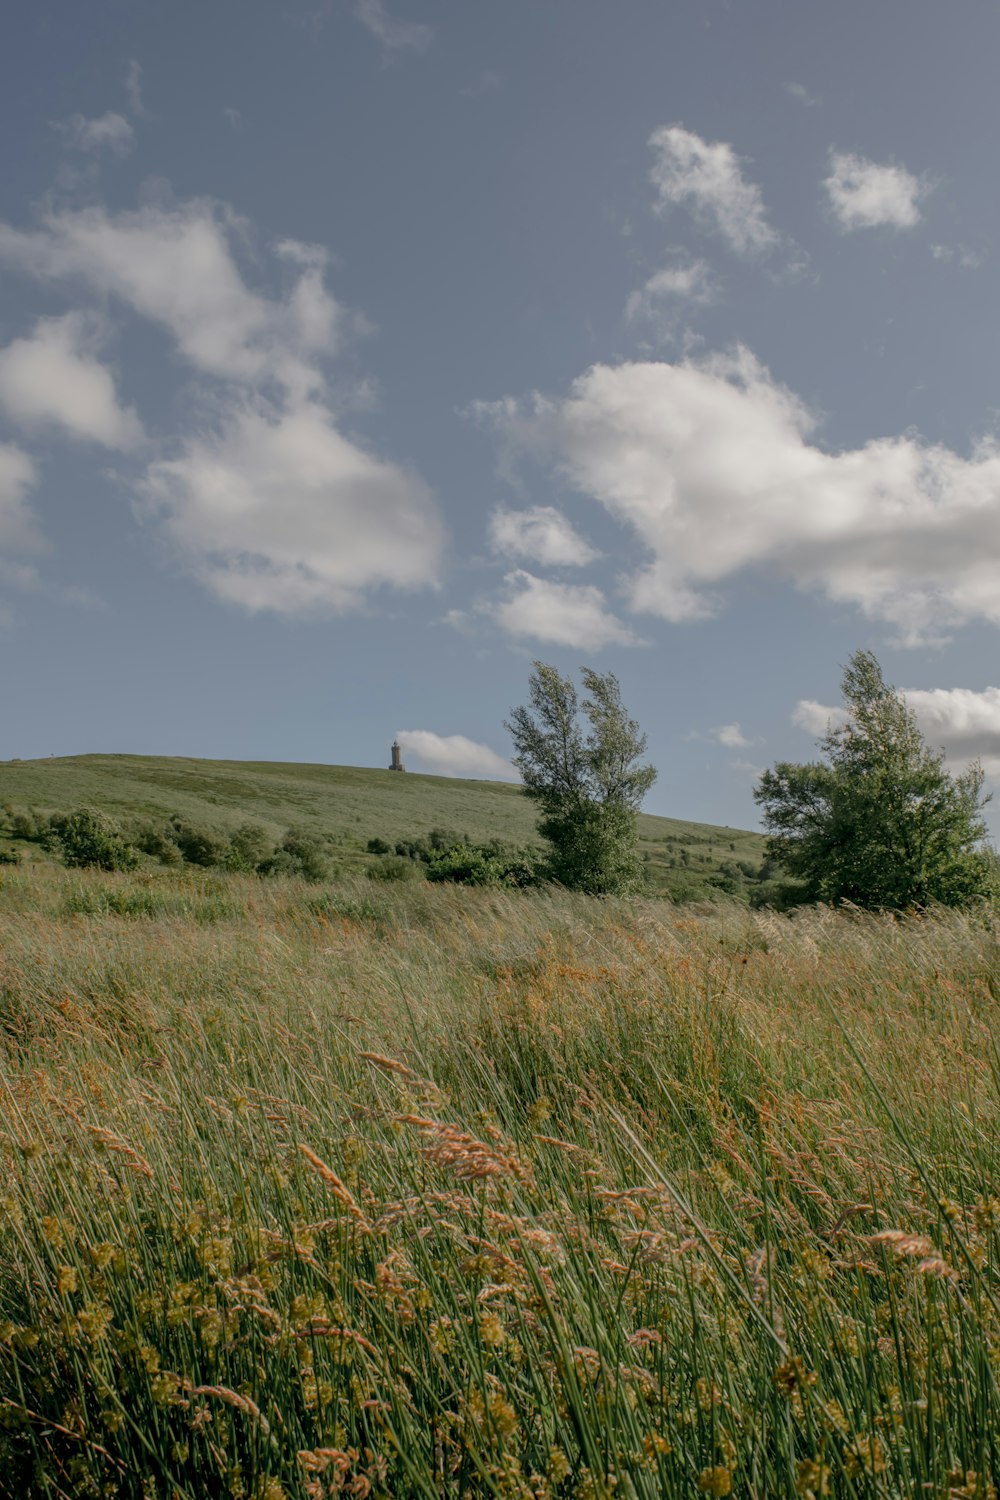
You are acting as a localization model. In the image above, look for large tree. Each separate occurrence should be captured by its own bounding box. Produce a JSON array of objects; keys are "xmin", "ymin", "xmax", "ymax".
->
[
  {"xmin": 755, "ymin": 650, "xmax": 998, "ymax": 910},
  {"xmin": 505, "ymin": 662, "xmax": 656, "ymax": 894}
]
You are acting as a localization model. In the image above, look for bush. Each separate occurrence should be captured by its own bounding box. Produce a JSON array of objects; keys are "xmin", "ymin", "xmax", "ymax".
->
[
  {"xmin": 134, "ymin": 823, "xmax": 183, "ymax": 866},
  {"xmin": 366, "ymin": 836, "xmax": 393, "ymax": 856},
  {"xmin": 10, "ymin": 810, "xmax": 44, "ymax": 842},
  {"xmin": 168, "ymin": 818, "xmax": 229, "ymax": 868},
  {"xmin": 260, "ymin": 827, "xmax": 328, "ymax": 882},
  {"xmin": 223, "ymin": 823, "xmax": 271, "ymax": 873},
  {"xmin": 368, "ymin": 831, "xmax": 543, "ymax": 889},
  {"xmin": 46, "ymin": 809, "xmax": 140, "ymax": 872},
  {"xmin": 376, "ymin": 835, "xmax": 543, "ymax": 888}
]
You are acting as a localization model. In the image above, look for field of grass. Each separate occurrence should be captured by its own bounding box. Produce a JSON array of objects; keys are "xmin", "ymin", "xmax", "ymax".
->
[
  {"xmin": 3, "ymin": 861, "xmax": 1000, "ymax": 1497},
  {"xmin": 0, "ymin": 755, "xmax": 767, "ymax": 901}
]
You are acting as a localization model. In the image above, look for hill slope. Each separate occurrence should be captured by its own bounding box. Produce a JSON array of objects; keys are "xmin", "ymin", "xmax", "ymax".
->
[{"xmin": 0, "ymin": 754, "xmax": 767, "ymax": 899}]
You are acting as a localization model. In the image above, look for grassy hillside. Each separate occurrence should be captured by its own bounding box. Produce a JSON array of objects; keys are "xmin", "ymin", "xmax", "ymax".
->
[
  {"xmin": 0, "ymin": 753, "xmax": 767, "ymax": 900},
  {"xmin": 2, "ymin": 863, "xmax": 999, "ymax": 1495}
]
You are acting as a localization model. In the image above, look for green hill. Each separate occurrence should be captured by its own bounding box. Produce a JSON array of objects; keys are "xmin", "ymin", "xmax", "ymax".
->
[{"xmin": 0, "ymin": 753, "xmax": 767, "ymax": 900}]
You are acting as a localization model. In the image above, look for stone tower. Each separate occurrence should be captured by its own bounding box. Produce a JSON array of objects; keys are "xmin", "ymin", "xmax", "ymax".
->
[{"xmin": 389, "ymin": 740, "xmax": 405, "ymax": 772}]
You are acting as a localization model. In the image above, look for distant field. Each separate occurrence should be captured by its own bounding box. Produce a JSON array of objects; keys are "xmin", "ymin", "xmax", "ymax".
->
[{"xmin": 0, "ymin": 754, "xmax": 767, "ymax": 899}]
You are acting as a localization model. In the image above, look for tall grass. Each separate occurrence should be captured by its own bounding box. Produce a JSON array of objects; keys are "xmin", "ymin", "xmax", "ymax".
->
[{"xmin": 2, "ymin": 863, "xmax": 1000, "ymax": 1497}]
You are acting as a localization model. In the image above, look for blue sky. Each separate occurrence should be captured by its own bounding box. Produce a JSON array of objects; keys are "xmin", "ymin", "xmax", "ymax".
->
[{"xmin": 3, "ymin": 0, "xmax": 1000, "ymax": 832}]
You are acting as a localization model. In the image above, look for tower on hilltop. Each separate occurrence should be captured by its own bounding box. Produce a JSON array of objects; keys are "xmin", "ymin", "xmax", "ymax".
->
[{"xmin": 389, "ymin": 740, "xmax": 406, "ymax": 772}]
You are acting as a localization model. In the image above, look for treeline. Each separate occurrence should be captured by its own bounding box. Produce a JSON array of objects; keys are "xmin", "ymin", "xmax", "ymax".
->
[{"xmin": 0, "ymin": 805, "xmax": 329, "ymax": 881}]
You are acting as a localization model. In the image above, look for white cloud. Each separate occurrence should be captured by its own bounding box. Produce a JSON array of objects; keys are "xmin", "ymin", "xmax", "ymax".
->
[
  {"xmin": 140, "ymin": 397, "xmax": 444, "ymax": 615},
  {"xmin": 485, "ymin": 570, "xmax": 642, "ymax": 650},
  {"xmin": 477, "ymin": 348, "xmax": 1000, "ymax": 644},
  {"xmin": 0, "ymin": 444, "xmax": 42, "ymax": 553},
  {"xmin": 903, "ymin": 687, "xmax": 1000, "ymax": 778},
  {"xmin": 488, "ymin": 505, "xmax": 599, "ymax": 567},
  {"xmin": 0, "ymin": 314, "xmax": 142, "ymax": 449},
  {"xmin": 394, "ymin": 730, "xmax": 515, "ymax": 780},
  {"xmin": 714, "ymin": 723, "xmax": 749, "ymax": 748},
  {"xmin": 53, "ymin": 111, "xmax": 135, "ymax": 155},
  {"xmin": 795, "ymin": 687, "xmax": 1000, "ymax": 779},
  {"xmin": 792, "ymin": 699, "xmax": 849, "ymax": 736},
  {"xmin": 648, "ymin": 125, "xmax": 778, "ymax": 256},
  {"xmin": 0, "ymin": 194, "xmax": 445, "ymax": 618},
  {"xmin": 824, "ymin": 151, "xmax": 928, "ymax": 231},
  {"xmin": 354, "ymin": 0, "xmax": 431, "ymax": 54},
  {"xmin": 625, "ymin": 255, "xmax": 716, "ymax": 334},
  {"xmin": 0, "ymin": 200, "xmax": 340, "ymax": 397},
  {"xmin": 785, "ymin": 82, "xmax": 820, "ymax": 107}
]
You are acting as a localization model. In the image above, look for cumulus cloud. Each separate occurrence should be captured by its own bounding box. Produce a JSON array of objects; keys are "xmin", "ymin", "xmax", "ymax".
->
[
  {"xmin": 0, "ymin": 200, "xmax": 340, "ymax": 397},
  {"xmin": 795, "ymin": 687, "xmax": 1000, "ymax": 779},
  {"xmin": 0, "ymin": 194, "xmax": 446, "ymax": 616},
  {"xmin": 625, "ymin": 255, "xmax": 716, "ymax": 335},
  {"xmin": 140, "ymin": 397, "xmax": 443, "ymax": 615},
  {"xmin": 824, "ymin": 151, "xmax": 928, "ymax": 231},
  {"xmin": 485, "ymin": 570, "xmax": 642, "ymax": 650},
  {"xmin": 792, "ymin": 699, "xmax": 850, "ymax": 737},
  {"xmin": 488, "ymin": 505, "xmax": 599, "ymax": 567},
  {"xmin": 0, "ymin": 444, "xmax": 42, "ymax": 553},
  {"xmin": 0, "ymin": 314, "xmax": 142, "ymax": 448},
  {"xmin": 478, "ymin": 348, "xmax": 1000, "ymax": 643},
  {"xmin": 648, "ymin": 125, "xmax": 778, "ymax": 257},
  {"xmin": 354, "ymin": 0, "xmax": 431, "ymax": 54},
  {"xmin": 394, "ymin": 730, "xmax": 515, "ymax": 780},
  {"xmin": 53, "ymin": 111, "xmax": 135, "ymax": 155},
  {"xmin": 904, "ymin": 687, "xmax": 1000, "ymax": 778}
]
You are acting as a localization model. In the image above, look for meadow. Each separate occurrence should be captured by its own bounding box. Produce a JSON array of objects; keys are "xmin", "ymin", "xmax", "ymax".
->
[
  {"xmin": 2, "ymin": 860, "xmax": 1000, "ymax": 1498},
  {"xmin": 0, "ymin": 755, "xmax": 767, "ymax": 902}
]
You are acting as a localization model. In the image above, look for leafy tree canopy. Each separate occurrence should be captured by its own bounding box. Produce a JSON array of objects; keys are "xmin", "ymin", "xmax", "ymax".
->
[
  {"xmin": 505, "ymin": 662, "xmax": 656, "ymax": 895},
  {"xmin": 754, "ymin": 650, "xmax": 998, "ymax": 911}
]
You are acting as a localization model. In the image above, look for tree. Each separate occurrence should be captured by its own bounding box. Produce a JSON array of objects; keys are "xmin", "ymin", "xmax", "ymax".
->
[
  {"xmin": 754, "ymin": 650, "xmax": 998, "ymax": 910},
  {"xmin": 505, "ymin": 662, "xmax": 657, "ymax": 894}
]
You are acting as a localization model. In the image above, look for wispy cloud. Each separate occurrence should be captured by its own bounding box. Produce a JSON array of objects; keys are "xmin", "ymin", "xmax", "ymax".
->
[
  {"xmin": 648, "ymin": 124, "xmax": 778, "ymax": 257},
  {"xmin": 125, "ymin": 59, "xmax": 144, "ymax": 116},
  {"xmin": 353, "ymin": 0, "xmax": 431, "ymax": 55},
  {"xmin": 488, "ymin": 505, "xmax": 599, "ymax": 568},
  {"xmin": 625, "ymin": 254, "xmax": 717, "ymax": 337},
  {"xmin": 931, "ymin": 243, "xmax": 984, "ymax": 269},
  {"xmin": 52, "ymin": 111, "xmax": 134, "ymax": 156},
  {"xmin": 713, "ymin": 723, "xmax": 749, "ymax": 748},
  {"xmin": 784, "ymin": 81, "xmax": 820, "ymax": 107},
  {"xmin": 0, "ymin": 443, "xmax": 43, "ymax": 554}
]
